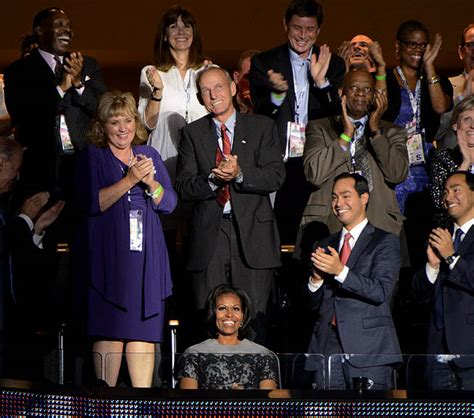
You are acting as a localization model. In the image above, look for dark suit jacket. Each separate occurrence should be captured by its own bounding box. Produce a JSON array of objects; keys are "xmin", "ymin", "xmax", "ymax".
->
[
  {"xmin": 413, "ymin": 225, "xmax": 474, "ymax": 366},
  {"xmin": 175, "ymin": 112, "xmax": 285, "ymax": 271},
  {"xmin": 307, "ymin": 223, "xmax": 402, "ymax": 367},
  {"xmin": 4, "ymin": 49, "xmax": 107, "ymax": 195},
  {"xmin": 249, "ymin": 43, "xmax": 345, "ymax": 153}
]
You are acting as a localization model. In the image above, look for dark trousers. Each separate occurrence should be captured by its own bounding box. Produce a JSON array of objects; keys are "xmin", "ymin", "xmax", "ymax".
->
[
  {"xmin": 192, "ymin": 216, "xmax": 274, "ymax": 344},
  {"xmin": 309, "ymin": 325, "xmax": 395, "ymax": 390}
]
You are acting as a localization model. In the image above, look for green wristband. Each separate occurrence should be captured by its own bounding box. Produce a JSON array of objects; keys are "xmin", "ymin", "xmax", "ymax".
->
[
  {"xmin": 340, "ymin": 133, "xmax": 351, "ymax": 143},
  {"xmin": 271, "ymin": 91, "xmax": 286, "ymax": 101},
  {"xmin": 146, "ymin": 184, "xmax": 163, "ymax": 199},
  {"xmin": 375, "ymin": 74, "xmax": 387, "ymax": 81}
]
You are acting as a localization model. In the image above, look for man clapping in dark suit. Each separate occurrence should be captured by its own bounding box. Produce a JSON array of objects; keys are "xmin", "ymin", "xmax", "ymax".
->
[
  {"xmin": 307, "ymin": 172, "xmax": 402, "ymax": 390},
  {"xmin": 4, "ymin": 7, "xmax": 107, "ymax": 198},
  {"xmin": 413, "ymin": 171, "xmax": 474, "ymax": 390},
  {"xmin": 176, "ymin": 66, "xmax": 285, "ymax": 343},
  {"xmin": 249, "ymin": 0, "xmax": 345, "ymax": 244}
]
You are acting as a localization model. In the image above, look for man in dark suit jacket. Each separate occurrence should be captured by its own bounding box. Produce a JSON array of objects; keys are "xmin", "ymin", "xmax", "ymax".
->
[
  {"xmin": 249, "ymin": 0, "xmax": 345, "ymax": 244},
  {"xmin": 176, "ymin": 66, "xmax": 285, "ymax": 343},
  {"xmin": 4, "ymin": 7, "xmax": 106, "ymax": 198},
  {"xmin": 306, "ymin": 172, "xmax": 401, "ymax": 390},
  {"xmin": 413, "ymin": 171, "xmax": 474, "ymax": 390}
]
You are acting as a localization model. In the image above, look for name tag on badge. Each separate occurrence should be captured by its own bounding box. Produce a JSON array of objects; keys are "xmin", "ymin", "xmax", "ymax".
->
[
  {"xmin": 129, "ymin": 209, "xmax": 143, "ymax": 252},
  {"xmin": 286, "ymin": 121, "xmax": 306, "ymax": 159},
  {"xmin": 407, "ymin": 133, "xmax": 425, "ymax": 165},
  {"xmin": 59, "ymin": 115, "xmax": 74, "ymax": 154}
]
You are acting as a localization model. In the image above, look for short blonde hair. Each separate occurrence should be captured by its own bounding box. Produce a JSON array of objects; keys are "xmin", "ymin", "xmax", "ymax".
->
[{"xmin": 89, "ymin": 91, "xmax": 148, "ymax": 148}]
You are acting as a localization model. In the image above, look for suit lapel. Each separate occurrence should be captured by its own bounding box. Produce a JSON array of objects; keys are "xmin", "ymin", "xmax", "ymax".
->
[
  {"xmin": 198, "ymin": 115, "xmax": 218, "ymax": 168},
  {"xmin": 346, "ymin": 223, "xmax": 375, "ymax": 268},
  {"xmin": 232, "ymin": 113, "xmax": 247, "ymax": 157},
  {"xmin": 458, "ymin": 225, "xmax": 474, "ymax": 256},
  {"xmin": 279, "ymin": 46, "xmax": 296, "ymax": 110}
]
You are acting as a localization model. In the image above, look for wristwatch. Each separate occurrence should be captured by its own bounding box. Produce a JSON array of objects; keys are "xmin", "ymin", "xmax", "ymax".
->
[{"xmin": 445, "ymin": 253, "xmax": 458, "ymax": 265}]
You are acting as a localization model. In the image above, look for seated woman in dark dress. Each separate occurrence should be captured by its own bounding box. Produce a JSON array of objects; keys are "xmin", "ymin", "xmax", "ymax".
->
[
  {"xmin": 430, "ymin": 96, "xmax": 474, "ymax": 226},
  {"xmin": 177, "ymin": 284, "xmax": 279, "ymax": 390}
]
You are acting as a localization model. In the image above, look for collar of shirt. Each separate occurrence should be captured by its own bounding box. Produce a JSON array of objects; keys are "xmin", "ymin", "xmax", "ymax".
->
[
  {"xmin": 288, "ymin": 47, "xmax": 312, "ymax": 65},
  {"xmin": 454, "ymin": 218, "xmax": 474, "ymax": 241},
  {"xmin": 340, "ymin": 218, "xmax": 369, "ymax": 250},
  {"xmin": 38, "ymin": 48, "xmax": 63, "ymax": 73},
  {"xmin": 213, "ymin": 110, "xmax": 237, "ymax": 145},
  {"xmin": 348, "ymin": 115, "xmax": 369, "ymax": 137}
]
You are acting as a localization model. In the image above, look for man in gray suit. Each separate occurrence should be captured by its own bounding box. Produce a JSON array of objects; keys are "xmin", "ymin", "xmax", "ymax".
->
[
  {"xmin": 176, "ymin": 66, "xmax": 285, "ymax": 343},
  {"xmin": 297, "ymin": 69, "xmax": 408, "ymax": 259},
  {"xmin": 306, "ymin": 172, "xmax": 402, "ymax": 390}
]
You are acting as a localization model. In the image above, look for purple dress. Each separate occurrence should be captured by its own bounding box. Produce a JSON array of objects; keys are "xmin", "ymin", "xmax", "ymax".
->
[{"xmin": 75, "ymin": 144, "xmax": 177, "ymax": 342}]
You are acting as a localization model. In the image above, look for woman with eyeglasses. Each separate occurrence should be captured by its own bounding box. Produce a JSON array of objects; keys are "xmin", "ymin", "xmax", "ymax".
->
[
  {"xmin": 383, "ymin": 21, "xmax": 453, "ymax": 267},
  {"xmin": 384, "ymin": 20, "xmax": 453, "ymax": 215}
]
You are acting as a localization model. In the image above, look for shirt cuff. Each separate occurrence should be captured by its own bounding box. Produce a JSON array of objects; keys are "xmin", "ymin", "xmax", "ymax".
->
[
  {"xmin": 308, "ymin": 276, "xmax": 324, "ymax": 292},
  {"xmin": 234, "ymin": 170, "xmax": 243, "ymax": 183},
  {"xmin": 18, "ymin": 213, "xmax": 34, "ymax": 231},
  {"xmin": 208, "ymin": 173, "xmax": 219, "ymax": 191},
  {"xmin": 448, "ymin": 255, "xmax": 460, "ymax": 270},
  {"xmin": 425, "ymin": 262, "xmax": 440, "ymax": 284},
  {"xmin": 32, "ymin": 232, "xmax": 45, "ymax": 249},
  {"xmin": 334, "ymin": 266, "xmax": 349, "ymax": 283},
  {"xmin": 315, "ymin": 78, "xmax": 330, "ymax": 89},
  {"xmin": 56, "ymin": 85, "xmax": 66, "ymax": 98}
]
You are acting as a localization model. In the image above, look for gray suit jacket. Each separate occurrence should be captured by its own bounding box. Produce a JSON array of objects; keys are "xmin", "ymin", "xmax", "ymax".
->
[
  {"xmin": 301, "ymin": 116, "xmax": 408, "ymax": 236},
  {"xmin": 176, "ymin": 112, "xmax": 285, "ymax": 271},
  {"xmin": 307, "ymin": 223, "xmax": 402, "ymax": 367}
]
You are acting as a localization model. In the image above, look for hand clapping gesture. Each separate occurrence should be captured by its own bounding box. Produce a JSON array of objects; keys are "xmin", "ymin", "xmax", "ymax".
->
[
  {"xmin": 368, "ymin": 90, "xmax": 388, "ymax": 132},
  {"xmin": 311, "ymin": 44, "xmax": 331, "ymax": 87}
]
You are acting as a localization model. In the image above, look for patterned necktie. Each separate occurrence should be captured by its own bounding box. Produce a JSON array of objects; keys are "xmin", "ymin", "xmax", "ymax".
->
[
  {"xmin": 54, "ymin": 55, "xmax": 63, "ymax": 80},
  {"xmin": 215, "ymin": 124, "xmax": 232, "ymax": 206},
  {"xmin": 331, "ymin": 232, "xmax": 353, "ymax": 327},
  {"xmin": 433, "ymin": 228, "xmax": 464, "ymax": 330},
  {"xmin": 352, "ymin": 122, "xmax": 373, "ymax": 191}
]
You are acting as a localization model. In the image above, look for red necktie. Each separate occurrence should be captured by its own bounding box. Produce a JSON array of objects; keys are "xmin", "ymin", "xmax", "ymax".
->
[
  {"xmin": 215, "ymin": 124, "xmax": 232, "ymax": 206},
  {"xmin": 331, "ymin": 232, "xmax": 353, "ymax": 327},
  {"xmin": 339, "ymin": 232, "xmax": 353, "ymax": 265}
]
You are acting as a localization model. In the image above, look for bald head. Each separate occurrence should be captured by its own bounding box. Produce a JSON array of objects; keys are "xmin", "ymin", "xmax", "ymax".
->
[{"xmin": 349, "ymin": 34, "xmax": 374, "ymax": 70}]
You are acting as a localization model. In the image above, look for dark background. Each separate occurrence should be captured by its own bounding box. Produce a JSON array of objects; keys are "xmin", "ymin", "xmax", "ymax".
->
[{"xmin": 1, "ymin": 0, "xmax": 471, "ymax": 95}]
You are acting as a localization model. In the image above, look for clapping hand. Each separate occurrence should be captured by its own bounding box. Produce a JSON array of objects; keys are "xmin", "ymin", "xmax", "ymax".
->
[
  {"xmin": 368, "ymin": 90, "xmax": 388, "ymax": 132},
  {"xmin": 423, "ymin": 33, "xmax": 442, "ymax": 73},
  {"xmin": 212, "ymin": 154, "xmax": 241, "ymax": 182},
  {"xmin": 34, "ymin": 200, "xmax": 65, "ymax": 235},
  {"xmin": 267, "ymin": 69, "xmax": 289, "ymax": 93},
  {"xmin": 311, "ymin": 44, "xmax": 331, "ymax": 87},
  {"xmin": 127, "ymin": 155, "xmax": 155, "ymax": 186}
]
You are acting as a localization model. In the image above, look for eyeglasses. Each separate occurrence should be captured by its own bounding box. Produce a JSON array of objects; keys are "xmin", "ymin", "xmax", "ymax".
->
[
  {"xmin": 462, "ymin": 42, "xmax": 474, "ymax": 50},
  {"xmin": 400, "ymin": 41, "xmax": 428, "ymax": 50},
  {"xmin": 348, "ymin": 85, "xmax": 373, "ymax": 94}
]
